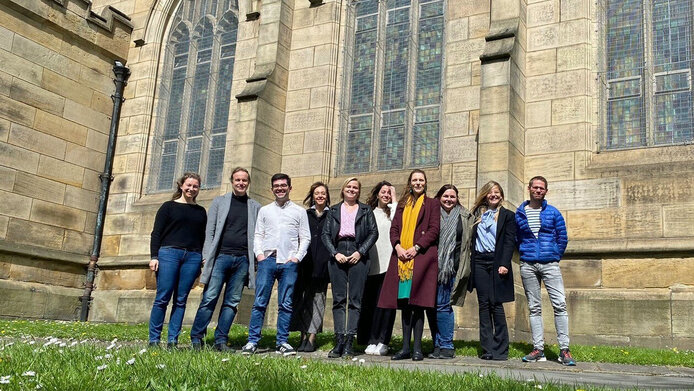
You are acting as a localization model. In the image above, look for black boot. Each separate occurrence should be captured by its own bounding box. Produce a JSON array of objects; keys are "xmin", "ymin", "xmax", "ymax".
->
[
  {"xmin": 342, "ymin": 334, "xmax": 355, "ymax": 357},
  {"xmin": 328, "ymin": 334, "xmax": 345, "ymax": 358}
]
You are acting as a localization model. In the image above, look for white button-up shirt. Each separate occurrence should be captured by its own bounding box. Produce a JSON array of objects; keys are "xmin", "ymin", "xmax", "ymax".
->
[{"xmin": 253, "ymin": 200, "xmax": 311, "ymax": 263}]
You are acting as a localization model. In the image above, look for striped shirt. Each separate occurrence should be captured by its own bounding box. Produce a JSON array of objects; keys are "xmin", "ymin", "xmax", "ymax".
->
[{"xmin": 524, "ymin": 205, "xmax": 541, "ymax": 238}]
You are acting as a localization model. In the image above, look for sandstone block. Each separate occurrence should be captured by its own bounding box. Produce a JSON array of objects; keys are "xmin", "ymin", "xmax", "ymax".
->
[
  {"xmin": 0, "ymin": 48, "xmax": 42, "ymax": 85},
  {"xmin": 481, "ymin": 61, "xmax": 510, "ymax": 88},
  {"xmin": 91, "ymin": 91, "xmax": 113, "ymax": 116},
  {"xmin": 528, "ymin": 25, "xmax": 558, "ymax": 52},
  {"xmin": 527, "ymin": 0, "xmax": 558, "ymax": 27},
  {"xmin": 446, "ymin": 63, "xmax": 472, "ymax": 88},
  {"xmin": 0, "ymin": 94, "xmax": 37, "ymax": 127},
  {"xmin": 65, "ymin": 143, "xmax": 106, "ymax": 172},
  {"xmin": 527, "ymin": 70, "xmax": 587, "ymax": 102},
  {"xmin": 624, "ymin": 175, "xmax": 694, "ymax": 205},
  {"xmin": 525, "ymin": 100, "xmax": 551, "ymax": 128},
  {"xmin": 442, "ymin": 135, "xmax": 477, "ymax": 163},
  {"xmin": 37, "ymin": 155, "xmax": 84, "ymax": 187},
  {"xmin": 303, "ymin": 130, "xmax": 325, "ymax": 153},
  {"xmin": 625, "ymin": 206, "xmax": 662, "ymax": 238},
  {"xmin": 567, "ymin": 289, "xmax": 671, "ymax": 336},
  {"xmin": 444, "ymin": 111, "xmax": 470, "ymax": 138},
  {"xmin": 63, "ymin": 100, "xmax": 111, "ymax": 134},
  {"xmin": 0, "ymin": 279, "xmax": 80, "ymax": 320},
  {"xmin": 97, "ymin": 269, "xmax": 148, "ymax": 290},
  {"xmin": 281, "ymin": 152, "xmax": 324, "ymax": 177},
  {"xmin": 548, "ymin": 178, "xmax": 620, "ymax": 211},
  {"xmin": 560, "ymin": 0, "xmax": 589, "ymax": 21},
  {"xmin": 567, "ymin": 208, "xmax": 624, "ymax": 240},
  {"xmin": 0, "ymin": 142, "xmax": 40, "ymax": 174},
  {"xmin": 0, "ymin": 166, "xmax": 15, "ymax": 192},
  {"xmin": 41, "ymin": 69, "xmax": 91, "ymax": 106},
  {"xmin": 447, "ymin": 38, "xmax": 486, "ymax": 65},
  {"xmin": 0, "ymin": 117, "xmax": 8, "ymax": 143},
  {"xmin": 557, "ymin": 44, "xmax": 589, "ymax": 72},
  {"xmin": 62, "ymin": 229, "xmax": 93, "ymax": 254},
  {"xmin": 452, "ymin": 162, "xmax": 476, "ymax": 188},
  {"xmin": 13, "ymin": 172, "xmax": 66, "ymax": 203},
  {"xmin": 560, "ymin": 259, "xmax": 601, "ymax": 288},
  {"xmin": 446, "ymin": 86, "xmax": 480, "ymax": 112},
  {"xmin": 672, "ymin": 287, "xmax": 694, "ymax": 337},
  {"xmin": 12, "ymin": 34, "xmax": 79, "ymax": 81},
  {"xmin": 0, "ymin": 189, "xmax": 32, "ymax": 219},
  {"xmin": 100, "ymin": 235, "xmax": 121, "ymax": 257},
  {"xmin": 9, "ymin": 123, "xmax": 67, "ymax": 160},
  {"xmin": 663, "ymin": 204, "xmax": 694, "ymax": 237},
  {"xmin": 288, "ymin": 65, "xmax": 332, "ymax": 90},
  {"xmin": 63, "ymin": 185, "xmax": 99, "ymax": 212},
  {"xmin": 604, "ymin": 258, "xmax": 694, "ymax": 289},
  {"xmin": 524, "ymin": 152, "xmax": 574, "ymax": 182},
  {"xmin": 285, "ymin": 89, "xmax": 311, "ymax": 111},
  {"xmin": 34, "ymin": 110, "xmax": 88, "ymax": 145},
  {"xmin": 447, "ymin": 18, "xmax": 469, "ymax": 42},
  {"xmin": 310, "ymin": 86, "xmax": 330, "ymax": 108},
  {"xmin": 104, "ymin": 213, "xmax": 141, "ymax": 235},
  {"xmin": 449, "ymin": 0, "xmax": 490, "ymax": 19},
  {"xmin": 0, "ymin": 25, "xmax": 12, "ymax": 51},
  {"xmin": 5, "ymin": 218, "xmax": 64, "ymax": 249},
  {"xmin": 284, "ymin": 108, "xmax": 327, "ymax": 133},
  {"xmin": 525, "ymin": 123, "xmax": 587, "ymax": 155},
  {"xmin": 78, "ymin": 65, "xmax": 115, "ymax": 96},
  {"xmin": 118, "ymin": 234, "xmax": 150, "ymax": 256},
  {"xmin": 30, "ymin": 199, "xmax": 86, "ymax": 231},
  {"xmin": 491, "ymin": 0, "xmax": 520, "ymax": 21},
  {"xmin": 559, "ymin": 19, "xmax": 589, "ymax": 46},
  {"xmin": 551, "ymin": 96, "xmax": 587, "ymax": 125},
  {"xmin": 526, "ymin": 49, "xmax": 556, "ymax": 76},
  {"xmin": 468, "ymin": 14, "xmax": 489, "ymax": 38},
  {"xmin": 0, "ymin": 215, "xmax": 8, "ymax": 239}
]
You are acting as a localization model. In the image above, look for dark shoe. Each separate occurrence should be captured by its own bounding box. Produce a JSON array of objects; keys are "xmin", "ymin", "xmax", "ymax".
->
[
  {"xmin": 191, "ymin": 340, "xmax": 203, "ymax": 351},
  {"xmin": 412, "ymin": 351, "xmax": 424, "ymax": 361},
  {"xmin": 297, "ymin": 339, "xmax": 308, "ymax": 352},
  {"xmin": 522, "ymin": 349, "xmax": 546, "ymax": 362},
  {"xmin": 214, "ymin": 343, "xmax": 233, "ymax": 352},
  {"xmin": 276, "ymin": 342, "xmax": 297, "ymax": 356},
  {"xmin": 439, "ymin": 348, "xmax": 455, "ymax": 359},
  {"xmin": 304, "ymin": 340, "xmax": 317, "ymax": 353},
  {"xmin": 148, "ymin": 341, "xmax": 159, "ymax": 349},
  {"xmin": 559, "ymin": 348, "xmax": 576, "ymax": 366},
  {"xmin": 166, "ymin": 342, "xmax": 177, "ymax": 350},
  {"xmin": 328, "ymin": 334, "xmax": 345, "ymax": 358},
  {"xmin": 391, "ymin": 350, "xmax": 411, "ymax": 360},
  {"xmin": 342, "ymin": 334, "xmax": 355, "ymax": 357},
  {"xmin": 480, "ymin": 353, "xmax": 493, "ymax": 360},
  {"xmin": 427, "ymin": 347, "xmax": 440, "ymax": 359}
]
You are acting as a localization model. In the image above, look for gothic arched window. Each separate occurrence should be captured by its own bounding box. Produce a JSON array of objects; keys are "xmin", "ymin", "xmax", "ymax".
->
[
  {"xmin": 148, "ymin": 0, "xmax": 239, "ymax": 192},
  {"xmin": 340, "ymin": 0, "xmax": 444, "ymax": 174}
]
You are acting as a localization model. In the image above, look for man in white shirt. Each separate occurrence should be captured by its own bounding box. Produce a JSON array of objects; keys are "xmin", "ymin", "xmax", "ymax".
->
[{"xmin": 241, "ymin": 173, "xmax": 310, "ymax": 356}]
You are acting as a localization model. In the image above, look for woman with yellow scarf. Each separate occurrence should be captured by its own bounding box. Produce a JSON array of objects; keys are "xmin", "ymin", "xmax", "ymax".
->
[{"xmin": 377, "ymin": 170, "xmax": 440, "ymax": 361}]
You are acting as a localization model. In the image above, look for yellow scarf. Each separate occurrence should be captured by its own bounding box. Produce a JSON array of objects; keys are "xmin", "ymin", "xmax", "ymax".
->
[{"xmin": 398, "ymin": 195, "xmax": 424, "ymax": 282}]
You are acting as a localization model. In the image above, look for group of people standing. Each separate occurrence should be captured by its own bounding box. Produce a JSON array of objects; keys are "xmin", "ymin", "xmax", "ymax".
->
[{"xmin": 147, "ymin": 167, "xmax": 575, "ymax": 366}]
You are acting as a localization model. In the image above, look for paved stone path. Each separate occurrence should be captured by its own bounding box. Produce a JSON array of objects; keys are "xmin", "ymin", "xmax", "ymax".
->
[{"xmin": 296, "ymin": 350, "xmax": 694, "ymax": 390}]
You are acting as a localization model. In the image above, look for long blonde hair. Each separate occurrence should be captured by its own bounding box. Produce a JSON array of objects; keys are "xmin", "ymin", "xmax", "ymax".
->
[{"xmin": 472, "ymin": 181, "xmax": 504, "ymax": 223}]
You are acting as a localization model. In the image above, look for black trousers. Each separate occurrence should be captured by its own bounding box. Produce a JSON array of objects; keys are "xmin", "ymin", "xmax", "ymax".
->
[
  {"xmin": 328, "ymin": 239, "xmax": 370, "ymax": 335},
  {"xmin": 357, "ymin": 272, "xmax": 396, "ymax": 345},
  {"xmin": 473, "ymin": 253, "xmax": 509, "ymax": 359}
]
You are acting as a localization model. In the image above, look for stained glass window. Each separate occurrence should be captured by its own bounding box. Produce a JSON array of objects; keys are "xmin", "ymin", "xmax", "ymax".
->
[
  {"xmin": 342, "ymin": 0, "xmax": 444, "ymax": 173},
  {"xmin": 604, "ymin": 0, "xmax": 693, "ymax": 149},
  {"xmin": 148, "ymin": 0, "xmax": 239, "ymax": 192}
]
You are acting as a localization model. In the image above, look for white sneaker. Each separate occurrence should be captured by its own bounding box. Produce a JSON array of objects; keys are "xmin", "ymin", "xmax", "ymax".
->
[
  {"xmin": 375, "ymin": 343, "xmax": 388, "ymax": 356},
  {"xmin": 365, "ymin": 344, "xmax": 377, "ymax": 355},
  {"xmin": 275, "ymin": 342, "xmax": 296, "ymax": 356}
]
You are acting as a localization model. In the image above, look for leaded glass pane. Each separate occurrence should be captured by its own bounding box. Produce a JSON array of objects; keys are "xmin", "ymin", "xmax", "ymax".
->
[
  {"xmin": 382, "ymin": 2, "xmax": 410, "ymax": 112},
  {"xmin": 345, "ymin": 115, "xmax": 373, "ymax": 173},
  {"xmin": 378, "ymin": 111, "xmax": 405, "ymax": 170},
  {"xmin": 412, "ymin": 107, "xmax": 439, "ymax": 166}
]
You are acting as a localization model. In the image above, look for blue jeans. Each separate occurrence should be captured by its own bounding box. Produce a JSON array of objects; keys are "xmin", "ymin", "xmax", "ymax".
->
[
  {"xmin": 149, "ymin": 247, "xmax": 202, "ymax": 344},
  {"xmin": 247, "ymin": 257, "xmax": 298, "ymax": 345},
  {"xmin": 434, "ymin": 279, "xmax": 455, "ymax": 349},
  {"xmin": 190, "ymin": 254, "xmax": 249, "ymax": 345},
  {"xmin": 520, "ymin": 261, "xmax": 570, "ymax": 350}
]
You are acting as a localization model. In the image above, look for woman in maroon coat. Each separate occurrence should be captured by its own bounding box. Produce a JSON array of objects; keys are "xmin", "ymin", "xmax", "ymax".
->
[{"xmin": 378, "ymin": 169, "xmax": 440, "ymax": 361}]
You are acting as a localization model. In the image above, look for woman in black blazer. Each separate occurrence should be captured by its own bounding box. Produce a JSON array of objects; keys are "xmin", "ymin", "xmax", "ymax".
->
[{"xmin": 467, "ymin": 180, "xmax": 516, "ymax": 360}]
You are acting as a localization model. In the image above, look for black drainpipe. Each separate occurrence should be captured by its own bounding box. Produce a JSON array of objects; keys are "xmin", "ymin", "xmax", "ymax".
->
[{"xmin": 79, "ymin": 61, "xmax": 131, "ymax": 321}]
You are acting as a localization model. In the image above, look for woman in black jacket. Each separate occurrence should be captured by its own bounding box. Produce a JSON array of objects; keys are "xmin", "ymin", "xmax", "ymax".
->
[
  {"xmin": 291, "ymin": 182, "xmax": 331, "ymax": 353},
  {"xmin": 321, "ymin": 177, "xmax": 378, "ymax": 358},
  {"xmin": 467, "ymin": 180, "xmax": 516, "ymax": 360}
]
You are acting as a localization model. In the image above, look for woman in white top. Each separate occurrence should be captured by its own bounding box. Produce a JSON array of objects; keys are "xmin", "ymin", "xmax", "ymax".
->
[{"xmin": 359, "ymin": 181, "xmax": 398, "ymax": 356}]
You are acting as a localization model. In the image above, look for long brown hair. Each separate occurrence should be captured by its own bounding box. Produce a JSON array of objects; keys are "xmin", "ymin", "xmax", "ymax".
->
[
  {"xmin": 303, "ymin": 181, "xmax": 331, "ymax": 208},
  {"xmin": 472, "ymin": 181, "xmax": 504, "ymax": 222},
  {"xmin": 398, "ymin": 169, "xmax": 427, "ymax": 209},
  {"xmin": 435, "ymin": 184, "xmax": 461, "ymax": 206},
  {"xmin": 366, "ymin": 180, "xmax": 393, "ymax": 218},
  {"xmin": 171, "ymin": 172, "xmax": 202, "ymax": 201}
]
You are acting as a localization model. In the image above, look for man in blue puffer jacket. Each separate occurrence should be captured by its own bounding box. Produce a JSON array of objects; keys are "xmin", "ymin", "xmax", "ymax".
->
[{"xmin": 515, "ymin": 176, "xmax": 575, "ymax": 366}]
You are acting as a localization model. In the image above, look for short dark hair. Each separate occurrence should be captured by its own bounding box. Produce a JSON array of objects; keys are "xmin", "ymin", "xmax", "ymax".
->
[
  {"xmin": 230, "ymin": 167, "xmax": 250, "ymax": 183},
  {"xmin": 435, "ymin": 184, "xmax": 461, "ymax": 206},
  {"xmin": 528, "ymin": 176, "xmax": 548, "ymax": 189},
  {"xmin": 271, "ymin": 173, "xmax": 291, "ymax": 187}
]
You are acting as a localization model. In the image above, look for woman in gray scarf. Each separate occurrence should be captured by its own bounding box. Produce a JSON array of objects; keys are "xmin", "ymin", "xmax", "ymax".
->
[{"xmin": 426, "ymin": 184, "xmax": 472, "ymax": 359}]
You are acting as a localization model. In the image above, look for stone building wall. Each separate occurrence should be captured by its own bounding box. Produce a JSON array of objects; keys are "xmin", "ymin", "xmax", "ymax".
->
[
  {"xmin": 1, "ymin": 0, "xmax": 693, "ymax": 349},
  {"xmin": 0, "ymin": 0, "xmax": 132, "ymax": 319}
]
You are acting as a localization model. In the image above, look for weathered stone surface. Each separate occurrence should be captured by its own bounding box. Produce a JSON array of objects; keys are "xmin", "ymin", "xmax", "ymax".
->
[
  {"xmin": 98, "ymin": 269, "xmax": 148, "ymax": 290},
  {"xmin": 37, "ymin": 155, "xmax": 84, "ymax": 187},
  {"xmin": 551, "ymin": 96, "xmax": 587, "ymax": 125},
  {"xmin": 663, "ymin": 204, "xmax": 694, "ymax": 237},
  {"xmin": 284, "ymin": 109, "xmax": 326, "ymax": 133},
  {"xmin": 65, "ymin": 143, "xmax": 106, "ymax": 171},
  {"xmin": 63, "ymin": 100, "xmax": 111, "ymax": 133},
  {"xmin": 559, "ymin": 19, "xmax": 589, "ymax": 46},
  {"xmin": 11, "ymin": 34, "xmax": 79, "ymax": 81},
  {"xmin": 603, "ymin": 258, "xmax": 694, "ymax": 289},
  {"xmin": 30, "ymin": 199, "xmax": 86, "ymax": 231},
  {"xmin": 526, "ymin": 49, "xmax": 556, "ymax": 76},
  {"xmin": 0, "ymin": 279, "xmax": 80, "ymax": 320},
  {"xmin": 442, "ymin": 135, "xmax": 477, "ymax": 163},
  {"xmin": 0, "ymin": 93, "xmax": 37, "ymax": 127},
  {"xmin": 285, "ymin": 89, "xmax": 310, "ymax": 112},
  {"xmin": 527, "ymin": 0, "xmax": 558, "ymax": 27},
  {"xmin": 672, "ymin": 286, "xmax": 694, "ymax": 337},
  {"xmin": 0, "ymin": 189, "xmax": 32, "ymax": 219},
  {"xmin": 34, "ymin": 110, "xmax": 88, "ymax": 146},
  {"xmin": 528, "ymin": 24, "xmax": 558, "ymax": 51},
  {"xmin": 525, "ymin": 100, "xmax": 551, "ymax": 128},
  {"xmin": 10, "ymin": 77, "xmax": 65, "ymax": 116},
  {"xmin": 560, "ymin": 259, "xmax": 602, "ymax": 288},
  {"xmin": 446, "ymin": 86, "xmax": 480, "ymax": 112},
  {"xmin": 63, "ymin": 185, "xmax": 99, "ymax": 212},
  {"xmin": 526, "ymin": 70, "xmax": 587, "ymax": 102},
  {"xmin": 7, "ymin": 256, "xmax": 84, "ymax": 288},
  {"xmin": 624, "ymin": 175, "xmax": 694, "ymax": 205},
  {"xmin": 525, "ymin": 152, "xmax": 574, "ymax": 182},
  {"xmin": 525, "ymin": 123, "xmax": 587, "ymax": 156},
  {"xmin": 548, "ymin": 178, "xmax": 620, "ymax": 211},
  {"xmin": 444, "ymin": 111, "xmax": 470, "ymax": 138},
  {"xmin": 568, "ymin": 289, "xmax": 671, "ymax": 336},
  {"xmin": 118, "ymin": 235, "xmax": 149, "ymax": 256},
  {"xmin": 13, "ymin": 172, "xmax": 66, "ymax": 203},
  {"xmin": 557, "ymin": 44, "xmax": 589, "ymax": 71},
  {"xmin": 62, "ymin": 229, "xmax": 93, "ymax": 254},
  {"xmin": 5, "ymin": 219, "xmax": 64, "ymax": 249},
  {"xmin": 447, "ymin": 18, "xmax": 469, "ymax": 42},
  {"xmin": 0, "ymin": 215, "xmax": 8, "ymax": 240},
  {"xmin": 9, "ymin": 123, "xmax": 67, "ymax": 160},
  {"xmin": 0, "ymin": 118, "xmax": 9, "ymax": 143},
  {"xmin": 0, "ymin": 46, "xmax": 42, "ymax": 85},
  {"xmin": 625, "ymin": 206, "xmax": 662, "ymax": 238}
]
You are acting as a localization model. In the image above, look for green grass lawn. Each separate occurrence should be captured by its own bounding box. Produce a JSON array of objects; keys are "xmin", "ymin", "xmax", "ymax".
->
[
  {"xmin": 0, "ymin": 319, "xmax": 692, "ymax": 367},
  {"xmin": 0, "ymin": 341, "xmax": 598, "ymax": 391}
]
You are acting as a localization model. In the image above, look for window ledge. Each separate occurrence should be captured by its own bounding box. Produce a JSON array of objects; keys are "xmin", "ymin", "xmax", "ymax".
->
[{"xmin": 590, "ymin": 144, "xmax": 694, "ymax": 170}]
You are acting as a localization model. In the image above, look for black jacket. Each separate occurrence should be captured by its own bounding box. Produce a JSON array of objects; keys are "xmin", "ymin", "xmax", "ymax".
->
[
  {"xmin": 300, "ymin": 208, "xmax": 331, "ymax": 281},
  {"xmin": 321, "ymin": 201, "xmax": 379, "ymax": 261},
  {"xmin": 467, "ymin": 206, "xmax": 516, "ymax": 303}
]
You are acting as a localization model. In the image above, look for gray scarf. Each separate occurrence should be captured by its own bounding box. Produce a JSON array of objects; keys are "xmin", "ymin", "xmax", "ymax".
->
[{"xmin": 438, "ymin": 205, "xmax": 461, "ymax": 284}]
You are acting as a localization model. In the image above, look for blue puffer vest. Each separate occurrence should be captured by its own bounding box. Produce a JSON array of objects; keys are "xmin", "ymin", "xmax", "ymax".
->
[{"xmin": 515, "ymin": 200, "xmax": 568, "ymax": 262}]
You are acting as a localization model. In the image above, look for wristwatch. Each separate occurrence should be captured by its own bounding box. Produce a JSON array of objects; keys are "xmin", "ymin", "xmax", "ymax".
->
[{"xmin": 414, "ymin": 244, "xmax": 421, "ymax": 252}]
